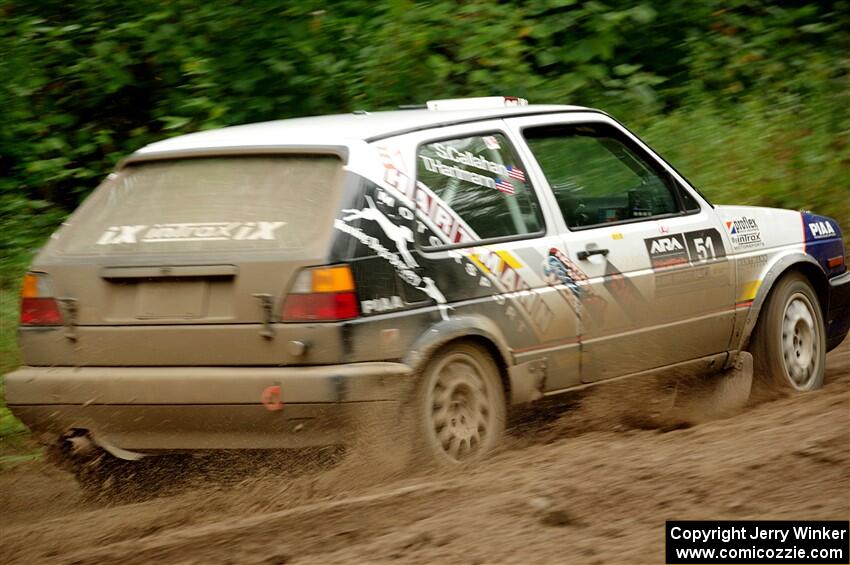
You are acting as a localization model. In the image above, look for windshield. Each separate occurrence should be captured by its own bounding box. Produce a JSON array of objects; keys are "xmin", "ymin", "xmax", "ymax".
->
[{"xmin": 54, "ymin": 155, "xmax": 344, "ymax": 255}]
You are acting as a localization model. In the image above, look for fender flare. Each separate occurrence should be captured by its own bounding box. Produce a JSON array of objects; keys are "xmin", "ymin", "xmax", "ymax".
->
[
  {"xmin": 736, "ymin": 252, "xmax": 826, "ymax": 351},
  {"xmin": 401, "ymin": 315, "xmax": 514, "ymax": 379}
]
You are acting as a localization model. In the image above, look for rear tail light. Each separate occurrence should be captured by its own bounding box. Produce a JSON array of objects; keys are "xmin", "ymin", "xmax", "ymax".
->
[
  {"xmin": 281, "ymin": 265, "xmax": 359, "ymax": 322},
  {"xmin": 20, "ymin": 272, "xmax": 63, "ymax": 326}
]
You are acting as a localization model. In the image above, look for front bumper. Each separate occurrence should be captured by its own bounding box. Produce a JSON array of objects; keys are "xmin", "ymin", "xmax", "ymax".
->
[
  {"xmin": 5, "ymin": 362, "xmax": 413, "ymax": 451},
  {"xmin": 827, "ymin": 270, "xmax": 850, "ymax": 351}
]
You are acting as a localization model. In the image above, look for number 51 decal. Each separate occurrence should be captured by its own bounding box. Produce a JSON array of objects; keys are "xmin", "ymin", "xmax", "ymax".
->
[{"xmin": 685, "ymin": 229, "xmax": 726, "ymax": 262}]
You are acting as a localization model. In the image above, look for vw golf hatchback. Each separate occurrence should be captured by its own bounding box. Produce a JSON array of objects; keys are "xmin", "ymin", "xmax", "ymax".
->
[{"xmin": 8, "ymin": 97, "xmax": 849, "ymax": 485}]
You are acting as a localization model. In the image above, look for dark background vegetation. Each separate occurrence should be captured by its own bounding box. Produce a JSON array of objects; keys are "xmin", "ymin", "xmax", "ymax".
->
[
  {"xmin": 0, "ymin": 1, "xmax": 849, "ymax": 454},
  {"xmin": 2, "ymin": 0, "xmax": 849, "ymax": 273}
]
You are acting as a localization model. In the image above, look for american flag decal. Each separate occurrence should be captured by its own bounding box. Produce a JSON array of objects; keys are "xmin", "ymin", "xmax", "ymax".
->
[
  {"xmin": 494, "ymin": 178, "xmax": 515, "ymax": 195},
  {"xmin": 506, "ymin": 166, "xmax": 525, "ymax": 182}
]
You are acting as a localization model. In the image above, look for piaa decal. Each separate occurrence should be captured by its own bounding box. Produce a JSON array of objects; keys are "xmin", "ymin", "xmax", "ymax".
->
[
  {"xmin": 361, "ymin": 296, "xmax": 404, "ymax": 314},
  {"xmin": 808, "ymin": 221, "xmax": 836, "ymax": 239}
]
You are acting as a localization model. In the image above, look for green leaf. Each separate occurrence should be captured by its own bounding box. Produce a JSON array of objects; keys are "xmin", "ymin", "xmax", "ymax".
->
[{"xmin": 161, "ymin": 116, "xmax": 191, "ymax": 130}]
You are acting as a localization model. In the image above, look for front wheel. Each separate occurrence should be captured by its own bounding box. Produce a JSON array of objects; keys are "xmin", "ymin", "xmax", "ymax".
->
[
  {"xmin": 749, "ymin": 272, "xmax": 826, "ymax": 392},
  {"xmin": 414, "ymin": 342, "xmax": 507, "ymax": 465}
]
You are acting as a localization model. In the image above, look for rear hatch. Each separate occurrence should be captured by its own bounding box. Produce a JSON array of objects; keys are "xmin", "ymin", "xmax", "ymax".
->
[{"xmin": 24, "ymin": 154, "xmax": 348, "ymax": 366}]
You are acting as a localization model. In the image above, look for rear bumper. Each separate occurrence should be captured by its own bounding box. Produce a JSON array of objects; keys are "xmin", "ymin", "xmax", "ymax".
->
[
  {"xmin": 827, "ymin": 271, "xmax": 850, "ymax": 351},
  {"xmin": 5, "ymin": 362, "xmax": 413, "ymax": 451}
]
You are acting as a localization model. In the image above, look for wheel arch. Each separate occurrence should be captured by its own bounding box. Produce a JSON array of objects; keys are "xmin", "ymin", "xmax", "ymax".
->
[
  {"xmin": 402, "ymin": 316, "xmax": 513, "ymax": 400},
  {"xmin": 738, "ymin": 252, "xmax": 828, "ymax": 351}
]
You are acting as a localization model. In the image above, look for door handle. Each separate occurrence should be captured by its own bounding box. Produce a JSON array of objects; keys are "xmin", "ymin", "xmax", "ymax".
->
[{"xmin": 577, "ymin": 248, "xmax": 609, "ymax": 261}]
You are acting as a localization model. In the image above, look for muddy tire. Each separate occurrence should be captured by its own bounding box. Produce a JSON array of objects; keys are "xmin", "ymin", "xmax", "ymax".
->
[
  {"xmin": 413, "ymin": 342, "xmax": 506, "ymax": 465},
  {"xmin": 749, "ymin": 272, "xmax": 826, "ymax": 392}
]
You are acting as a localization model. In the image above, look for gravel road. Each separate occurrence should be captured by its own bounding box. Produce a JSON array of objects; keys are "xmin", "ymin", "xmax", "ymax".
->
[{"xmin": 1, "ymin": 342, "xmax": 847, "ymax": 564}]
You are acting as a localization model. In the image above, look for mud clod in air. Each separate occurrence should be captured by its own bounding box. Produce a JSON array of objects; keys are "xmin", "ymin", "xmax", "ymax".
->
[{"xmin": 539, "ymin": 508, "xmax": 577, "ymax": 527}]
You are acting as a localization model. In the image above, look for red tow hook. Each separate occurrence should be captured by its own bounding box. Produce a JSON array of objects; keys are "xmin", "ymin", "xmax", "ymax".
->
[{"xmin": 261, "ymin": 385, "xmax": 284, "ymax": 411}]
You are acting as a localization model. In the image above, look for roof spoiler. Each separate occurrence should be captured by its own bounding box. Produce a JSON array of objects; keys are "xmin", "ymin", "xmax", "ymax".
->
[
  {"xmin": 117, "ymin": 145, "xmax": 349, "ymax": 169},
  {"xmin": 397, "ymin": 97, "xmax": 529, "ymax": 111}
]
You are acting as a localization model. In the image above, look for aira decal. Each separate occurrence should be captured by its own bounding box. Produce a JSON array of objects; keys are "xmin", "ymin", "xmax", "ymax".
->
[
  {"xmin": 645, "ymin": 234, "xmax": 689, "ymax": 269},
  {"xmin": 645, "ymin": 229, "xmax": 726, "ymax": 269}
]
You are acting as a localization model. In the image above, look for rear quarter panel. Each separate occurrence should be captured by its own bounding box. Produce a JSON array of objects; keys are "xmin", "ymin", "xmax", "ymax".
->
[{"xmin": 333, "ymin": 134, "xmax": 582, "ymax": 380}]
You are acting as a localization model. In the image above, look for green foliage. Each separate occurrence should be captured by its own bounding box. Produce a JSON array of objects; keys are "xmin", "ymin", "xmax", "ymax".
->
[
  {"xmin": 1, "ymin": 1, "xmax": 846, "ymax": 243},
  {"xmin": 0, "ymin": 268, "xmax": 38, "ymax": 463},
  {"xmin": 635, "ymin": 99, "xmax": 850, "ymax": 236},
  {"xmin": 0, "ymin": 0, "xmax": 847, "ymax": 277}
]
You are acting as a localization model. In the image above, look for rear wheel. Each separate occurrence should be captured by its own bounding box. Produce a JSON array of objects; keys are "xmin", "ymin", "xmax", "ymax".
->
[
  {"xmin": 749, "ymin": 272, "xmax": 826, "ymax": 392},
  {"xmin": 414, "ymin": 342, "xmax": 506, "ymax": 465}
]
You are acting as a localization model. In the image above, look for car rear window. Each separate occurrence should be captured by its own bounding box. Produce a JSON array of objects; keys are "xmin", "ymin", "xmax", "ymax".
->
[
  {"xmin": 55, "ymin": 155, "xmax": 343, "ymax": 255},
  {"xmin": 415, "ymin": 133, "xmax": 544, "ymax": 247}
]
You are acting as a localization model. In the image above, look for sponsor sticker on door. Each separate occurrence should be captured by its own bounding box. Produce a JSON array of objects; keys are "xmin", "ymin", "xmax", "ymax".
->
[
  {"xmin": 645, "ymin": 234, "xmax": 689, "ymax": 269},
  {"xmin": 725, "ymin": 216, "xmax": 763, "ymax": 249},
  {"xmin": 645, "ymin": 229, "xmax": 726, "ymax": 269}
]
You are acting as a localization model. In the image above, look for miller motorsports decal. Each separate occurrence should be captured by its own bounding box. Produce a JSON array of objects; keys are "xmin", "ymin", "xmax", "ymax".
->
[
  {"xmin": 725, "ymin": 216, "xmax": 764, "ymax": 249},
  {"xmin": 96, "ymin": 221, "xmax": 286, "ymax": 244}
]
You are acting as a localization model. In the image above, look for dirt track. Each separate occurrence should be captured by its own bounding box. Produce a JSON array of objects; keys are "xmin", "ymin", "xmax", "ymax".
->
[{"xmin": 1, "ymin": 343, "xmax": 848, "ymax": 564}]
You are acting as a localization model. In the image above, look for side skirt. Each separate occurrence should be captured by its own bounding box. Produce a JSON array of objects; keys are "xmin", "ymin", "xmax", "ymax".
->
[{"xmin": 541, "ymin": 351, "xmax": 731, "ymax": 398}]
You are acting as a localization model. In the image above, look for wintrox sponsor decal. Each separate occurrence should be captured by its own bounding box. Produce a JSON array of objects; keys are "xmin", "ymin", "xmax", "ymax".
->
[
  {"xmin": 96, "ymin": 222, "xmax": 285, "ymax": 244},
  {"xmin": 725, "ymin": 216, "xmax": 764, "ymax": 249}
]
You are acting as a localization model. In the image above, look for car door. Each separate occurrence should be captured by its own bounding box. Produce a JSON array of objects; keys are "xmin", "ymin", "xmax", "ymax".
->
[{"xmin": 506, "ymin": 114, "xmax": 735, "ymax": 384}]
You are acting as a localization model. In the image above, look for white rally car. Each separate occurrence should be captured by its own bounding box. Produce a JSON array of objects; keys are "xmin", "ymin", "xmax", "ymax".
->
[{"xmin": 7, "ymin": 97, "xmax": 850, "ymax": 478}]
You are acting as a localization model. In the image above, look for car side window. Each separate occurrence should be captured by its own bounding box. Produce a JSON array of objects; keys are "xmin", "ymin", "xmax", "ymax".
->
[
  {"xmin": 678, "ymin": 183, "xmax": 702, "ymax": 212},
  {"xmin": 523, "ymin": 123, "xmax": 681, "ymax": 229},
  {"xmin": 415, "ymin": 133, "xmax": 544, "ymax": 247}
]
